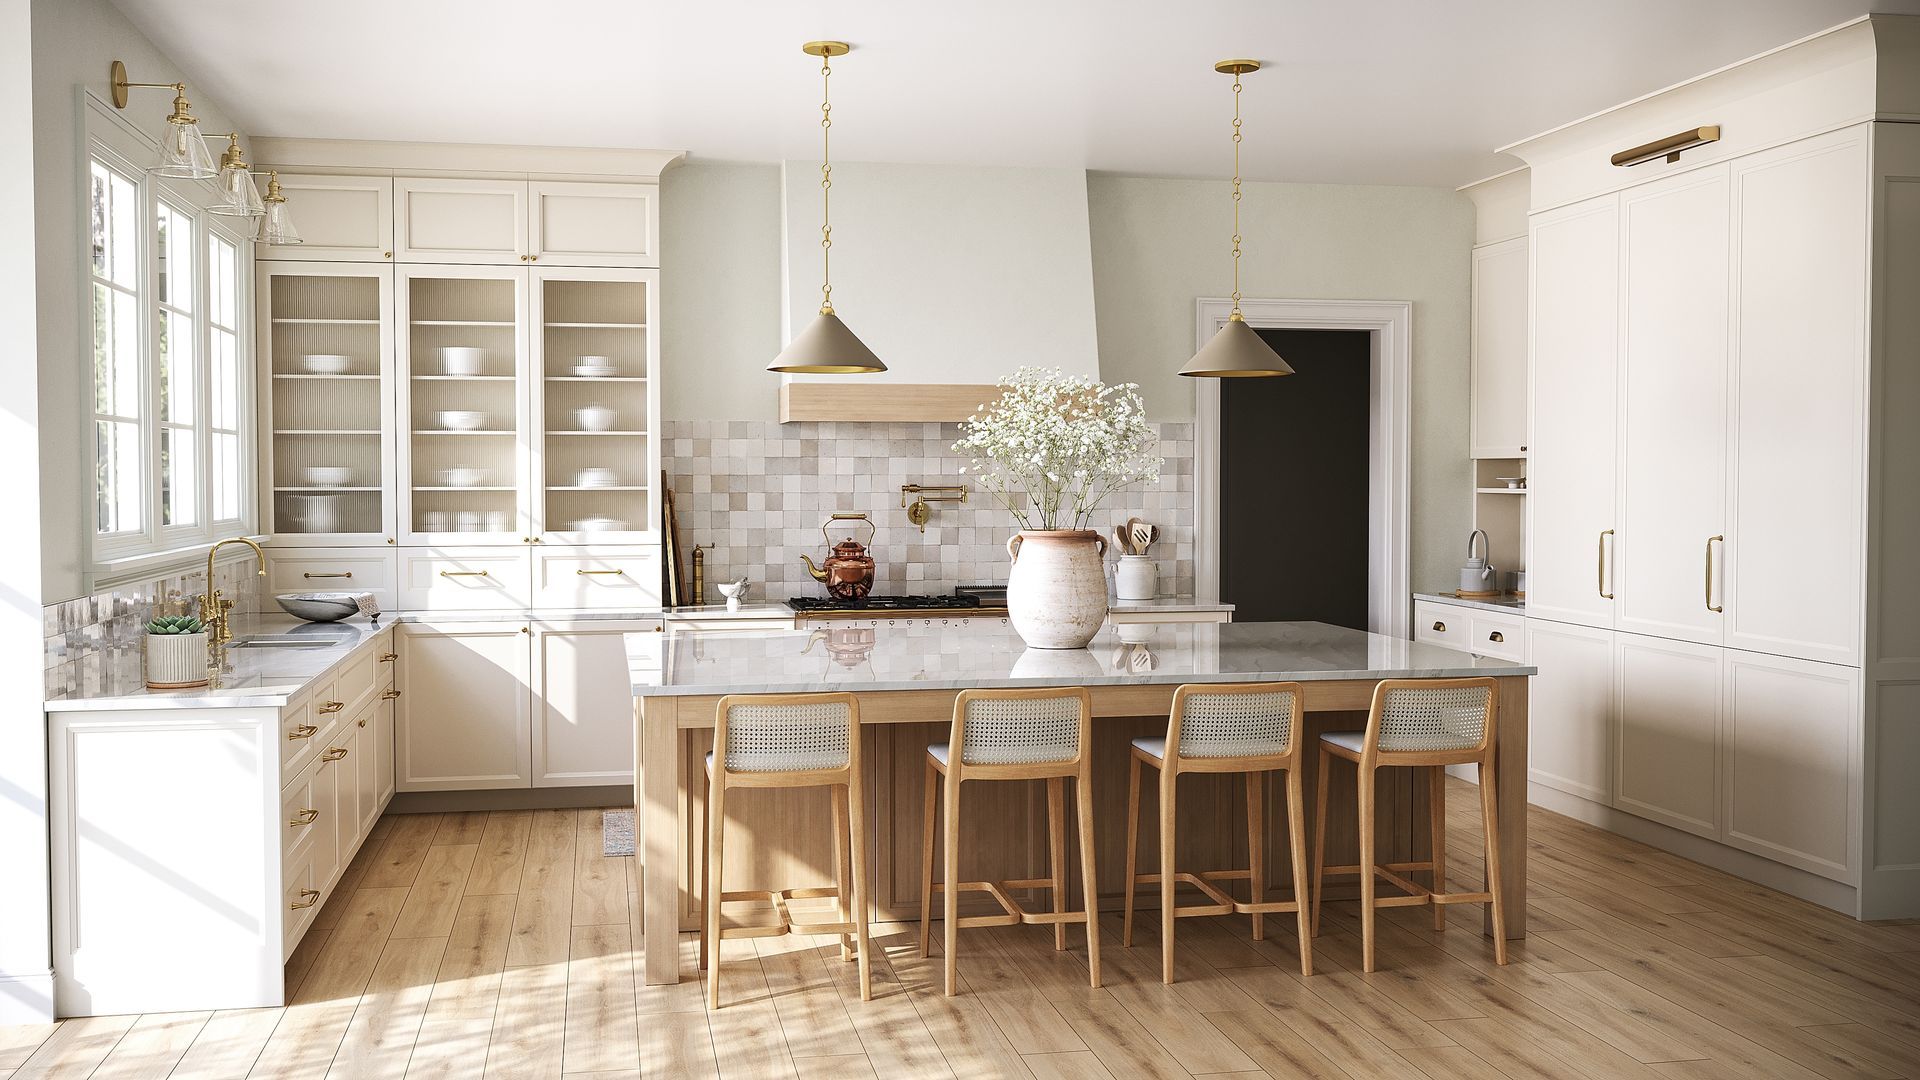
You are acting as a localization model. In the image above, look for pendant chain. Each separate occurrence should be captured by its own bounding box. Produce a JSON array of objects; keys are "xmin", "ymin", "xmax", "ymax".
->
[
  {"xmin": 819, "ymin": 54, "xmax": 834, "ymax": 315},
  {"xmin": 1230, "ymin": 71, "xmax": 1243, "ymax": 316}
]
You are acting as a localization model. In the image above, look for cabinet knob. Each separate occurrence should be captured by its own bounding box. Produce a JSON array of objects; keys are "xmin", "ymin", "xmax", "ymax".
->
[
  {"xmin": 382, "ymin": 251, "xmax": 392, "ymax": 259},
  {"xmin": 357, "ymin": 717, "xmax": 367, "ymax": 728},
  {"xmin": 287, "ymin": 724, "xmax": 318, "ymax": 741},
  {"xmin": 521, "ymin": 626, "xmax": 531, "ymax": 634},
  {"xmin": 1432, "ymin": 621, "xmax": 1446, "ymax": 632},
  {"xmin": 288, "ymin": 807, "xmax": 319, "ymax": 828},
  {"xmin": 1488, "ymin": 631, "xmax": 1505, "ymax": 643},
  {"xmin": 529, "ymin": 255, "xmax": 538, "ymax": 262},
  {"xmin": 291, "ymin": 888, "xmax": 321, "ymax": 910}
]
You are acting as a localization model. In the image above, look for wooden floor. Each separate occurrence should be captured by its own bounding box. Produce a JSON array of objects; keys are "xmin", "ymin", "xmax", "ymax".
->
[{"xmin": 7, "ymin": 780, "xmax": 1920, "ymax": 1079}]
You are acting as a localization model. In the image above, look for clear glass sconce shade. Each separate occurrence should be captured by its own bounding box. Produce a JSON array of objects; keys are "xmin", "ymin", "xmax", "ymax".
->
[
  {"xmin": 258, "ymin": 198, "xmax": 301, "ymax": 245},
  {"xmin": 153, "ymin": 120, "xmax": 218, "ymax": 179},
  {"xmin": 208, "ymin": 164, "xmax": 264, "ymax": 217}
]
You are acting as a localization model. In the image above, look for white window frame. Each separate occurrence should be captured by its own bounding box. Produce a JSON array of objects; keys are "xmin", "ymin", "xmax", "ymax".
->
[{"xmin": 83, "ymin": 94, "xmax": 257, "ymax": 578}]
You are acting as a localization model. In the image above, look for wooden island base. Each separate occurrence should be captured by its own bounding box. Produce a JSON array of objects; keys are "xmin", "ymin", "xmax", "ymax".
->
[{"xmin": 636, "ymin": 677, "xmax": 1528, "ymax": 985}]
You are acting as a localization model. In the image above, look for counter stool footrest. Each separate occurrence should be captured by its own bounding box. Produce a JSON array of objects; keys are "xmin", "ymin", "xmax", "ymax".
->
[
  {"xmin": 714, "ymin": 886, "xmax": 863, "ymax": 939},
  {"xmin": 1315, "ymin": 864, "xmax": 1435, "ymax": 904},
  {"xmin": 1131, "ymin": 871, "xmax": 1237, "ymax": 917},
  {"xmin": 930, "ymin": 878, "xmax": 1090, "ymax": 927}
]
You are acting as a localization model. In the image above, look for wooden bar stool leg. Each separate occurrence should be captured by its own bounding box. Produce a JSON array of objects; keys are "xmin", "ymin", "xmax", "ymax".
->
[
  {"xmin": 1123, "ymin": 754, "xmax": 1142, "ymax": 948},
  {"xmin": 1284, "ymin": 765, "xmax": 1313, "ymax": 977},
  {"xmin": 1358, "ymin": 763, "xmax": 1378, "ymax": 974},
  {"xmin": 1479, "ymin": 751, "xmax": 1509, "ymax": 965},
  {"xmin": 1158, "ymin": 766, "xmax": 1177, "ymax": 985},
  {"xmin": 1246, "ymin": 770, "xmax": 1266, "ymax": 942},
  {"xmin": 832, "ymin": 784, "xmax": 853, "ymax": 962},
  {"xmin": 848, "ymin": 770, "xmax": 873, "ymax": 1000},
  {"xmin": 943, "ymin": 773, "xmax": 963, "ymax": 996},
  {"xmin": 1431, "ymin": 766, "xmax": 1448, "ymax": 932},
  {"xmin": 699, "ymin": 771, "xmax": 709, "ymax": 973},
  {"xmin": 1076, "ymin": 769, "xmax": 1101, "ymax": 989},
  {"xmin": 919, "ymin": 758, "xmax": 937, "ymax": 959},
  {"xmin": 1310, "ymin": 746, "xmax": 1332, "ymax": 937},
  {"xmin": 706, "ymin": 775, "xmax": 727, "ymax": 1010},
  {"xmin": 1048, "ymin": 776, "xmax": 1068, "ymax": 951}
]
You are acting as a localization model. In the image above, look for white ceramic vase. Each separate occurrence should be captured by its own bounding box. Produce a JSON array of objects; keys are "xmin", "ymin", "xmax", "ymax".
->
[
  {"xmin": 145, "ymin": 632, "xmax": 209, "ymax": 689},
  {"xmin": 1114, "ymin": 554, "xmax": 1157, "ymax": 601},
  {"xmin": 1006, "ymin": 530, "xmax": 1109, "ymax": 649}
]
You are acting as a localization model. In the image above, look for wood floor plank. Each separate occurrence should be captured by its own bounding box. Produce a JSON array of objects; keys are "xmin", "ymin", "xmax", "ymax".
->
[
  {"xmin": 467, "ymin": 811, "xmax": 533, "ymax": 897},
  {"xmin": 10, "ymin": 1013, "xmax": 135, "ymax": 1079},
  {"xmin": 1554, "ymin": 968, "xmax": 1829, "ymax": 1080},
  {"xmin": 1798, "ymin": 1024, "xmax": 1920, "ymax": 1078},
  {"xmin": 1711, "ymin": 953, "xmax": 1920, "ymax": 1049},
  {"xmin": 507, "ymin": 811, "xmax": 577, "ymax": 969},
  {"xmin": 1046, "ymin": 990, "xmax": 1192, "ymax": 1080},
  {"xmin": 1022, "ymin": 1049, "xmax": 1117, "ymax": 1080},
  {"xmin": 423, "ymin": 893, "xmax": 516, "ymax": 1024},
  {"xmin": 88, "ymin": 1010, "xmax": 211, "ymax": 1079},
  {"xmin": 636, "ymin": 1010, "xmax": 718, "ymax": 1079},
  {"xmin": 570, "ymin": 813, "xmax": 629, "ymax": 928},
  {"xmin": 1396, "ymin": 1043, "xmax": 1511, "ymax": 1080},
  {"xmin": 792, "ymin": 1054, "xmax": 879, "ymax": 1079},
  {"xmin": 561, "ymin": 924, "xmax": 641, "ymax": 1075},
  {"xmin": 755, "ymin": 942, "xmax": 861, "ymax": 1059},
  {"xmin": 815, "ymin": 938, "xmax": 955, "ymax": 1078},
  {"xmin": 327, "ymin": 935, "xmax": 447, "ymax": 1079},
  {"xmin": 1204, "ymin": 1008, "xmax": 1351, "ymax": 1079},
  {"xmin": 360, "ymin": 815, "xmax": 446, "ymax": 890},
  {"xmin": 946, "ymin": 929, "xmax": 1085, "ymax": 1055},
  {"xmin": 169, "ymin": 1009, "xmax": 283, "ymax": 1080},
  {"xmin": 483, "ymin": 961, "xmax": 566, "ymax": 1079},
  {"xmin": 0, "ymin": 1025, "xmax": 59, "ymax": 1071},
  {"xmin": 434, "ymin": 812, "xmax": 489, "ymax": 847},
  {"xmin": 287, "ymin": 929, "xmax": 336, "ymax": 999},
  {"xmin": 881, "ymin": 931, "xmax": 1036, "ymax": 1078},
  {"xmin": 391, "ymin": 845, "xmax": 479, "ymax": 940},
  {"xmin": 704, "ymin": 941, "xmax": 798, "ymax": 1080},
  {"xmin": 293, "ymin": 887, "xmax": 412, "ymax": 1006},
  {"xmin": 1100, "ymin": 973, "xmax": 1261, "ymax": 1074}
]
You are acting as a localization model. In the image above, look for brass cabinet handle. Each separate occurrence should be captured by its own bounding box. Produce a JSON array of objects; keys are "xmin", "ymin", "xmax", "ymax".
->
[
  {"xmin": 357, "ymin": 717, "xmax": 367, "ymax": 728},
  {"xmin": 291, "ymin": 888, "xmax": 321, "ymax": 910},
  {"xmin": 529, "ymin": 254, "xmax": 539, "ymax": 262},
  {"xmin": 382, "ymin": 251, "xmax": 392, "ymax": 259},
  {"xmin": 303, "ymin": 571, "xmax": 352, "ymax": 579},
  {"xmin": 381, "ymin": 688, "xmax": 401, "ymax": 700},
  {"xmin": 288, "ymin": 808, "xmax": 319, "ymax": 828},
  {"xmin": 322, "ymin": 747, "xmax": 348, "ymax": 761},
  {"xmin": 1431, "ymin": 620, "xmax": 1447, "ymax": 632},
  {"xmin": 1598, "ymin": 529, "xmax": 1615, "ymax": 599},
  {"xmin": 576, "ymin": 569, "xmax": 625, "ymax": 576},
  {"xmin": 379, "ymin": 652, "xmax": 397, "ymax": 662},
  {"xmin": 1488, "ymin": 631, "xmax": 1505, "ymax": 643},
  {"xmin": 1706, "ymin": 535, "xmax": 1725, "ymax": 613},
  {"xmin": 318, "ymin": 700, "xmax": 344, "ymax": 714},
  {"xmin": 439, "ymin": 570, "xmax": 489, "ymax": 577},
  {"xmin": 288, "ymin": 723, "xmax": 318, "ymax": 741}
]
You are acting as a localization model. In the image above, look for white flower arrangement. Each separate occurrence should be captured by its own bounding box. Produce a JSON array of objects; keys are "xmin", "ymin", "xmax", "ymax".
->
[{"xmin": 953, "ymin": 367, "xmax": 1164, "ymax": 532}]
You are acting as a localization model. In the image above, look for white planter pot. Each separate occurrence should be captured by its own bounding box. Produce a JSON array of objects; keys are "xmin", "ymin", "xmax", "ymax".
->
[
  {"xmin": 1006, "ymin": 530, "xmax": 1109, "ymax": 649},
  {"xmin": 1114, "ymin": 554, "xmax": 1157, "ymax": 601},
  {"xmin": 145, "ymin": 632, "xmax": 209, "ymax": 689}
]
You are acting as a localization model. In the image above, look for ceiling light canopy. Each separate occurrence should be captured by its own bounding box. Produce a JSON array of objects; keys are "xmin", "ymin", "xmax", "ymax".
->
[
  {"xmin": 770, "ymin": 40, "xmax": 886, "ymax": 375},
  {"xmin": 1179, "ymin": 59, "xmax": 1294, "ymax": 379}
]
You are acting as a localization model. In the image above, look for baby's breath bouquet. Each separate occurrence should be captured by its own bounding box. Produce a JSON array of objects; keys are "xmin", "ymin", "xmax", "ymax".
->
[{"xmin": 953, "ymin": 367, "xmax": 1163, "ymax": 531}]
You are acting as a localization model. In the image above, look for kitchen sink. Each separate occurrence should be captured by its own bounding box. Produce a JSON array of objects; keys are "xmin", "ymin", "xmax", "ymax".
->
[{"xmin": 228, "ymin": 636, "xmax": 335, "ymax": 650}]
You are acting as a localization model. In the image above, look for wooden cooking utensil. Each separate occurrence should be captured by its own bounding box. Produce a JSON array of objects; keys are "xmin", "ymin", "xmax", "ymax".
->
[
  {"xmin": 1114, "ymin": 524, "xmax": 1134, "ymax": 556},
  {"xmin": 1131, "ymin": 520, "xmax": 1155, "ymax": 556}
]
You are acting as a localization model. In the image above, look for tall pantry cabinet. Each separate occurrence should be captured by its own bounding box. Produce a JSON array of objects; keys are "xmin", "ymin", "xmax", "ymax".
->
[{"xmin": 1509, "ymin": 14, "xmax": 1920, "ymax": 918}]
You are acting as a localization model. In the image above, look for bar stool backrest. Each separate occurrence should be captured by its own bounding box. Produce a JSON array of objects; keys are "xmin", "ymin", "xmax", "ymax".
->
[
  {"xmin": 717, "ymin": 696, "xmax": 854, "ymax": 773},
  {"xmin": 1367, "ymin": 679, "xmax": 1497, "ymax": 758},
  {"xmin": 1174, "ymin": 685, "xmax": 1298, "ymax": 759},
  {"xmin": 953, "ymin": 687, "xmax": 1091, "ymax": 768}
]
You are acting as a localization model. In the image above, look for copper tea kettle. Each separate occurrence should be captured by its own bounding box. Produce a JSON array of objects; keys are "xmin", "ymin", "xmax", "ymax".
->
[{"xmin": 799, "ymin": 513, "xmax": 876, "ymax": 600}]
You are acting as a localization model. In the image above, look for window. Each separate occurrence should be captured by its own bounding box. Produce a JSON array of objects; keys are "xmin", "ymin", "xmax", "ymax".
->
[{"xmin": 87, "ymin": 119, "xmax": 254, "ymax": 571}]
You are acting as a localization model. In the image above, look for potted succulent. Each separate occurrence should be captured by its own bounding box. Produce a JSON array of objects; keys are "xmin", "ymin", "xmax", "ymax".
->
[
  {"xmin": 954, "ymin": 368, "xmax": 1163, "ymax": 648},
  {"xmin": 144, "ymin": 614, "xmax": 210, "ymax": 689}
]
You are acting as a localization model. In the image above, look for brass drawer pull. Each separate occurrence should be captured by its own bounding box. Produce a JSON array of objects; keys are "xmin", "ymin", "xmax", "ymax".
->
[
  {"xmin": 318, "ymin": 700, "xmax": 344, "ymax": 714},
  {"xmin": 322, "ymin": 747, "xmax": 349, "ymax": 762},
  {"xmin": 288, "ymin": 807, "xmax": 319, "ymax": 828},
  {"xmin": 303, "ymin": 571, "xmax": 352, "ymax": 579},
  {"xmin": 439, "ymin": 570, "xmax": 489, "ymax": 578},
  {"xmin": 379, "ymin": 652, "xmax": 397, "ymax": 662},
  {"xmin": 1598, "ymin": 529, "xmax": 1615, "ymax": 599},
  {"xmin": 576, "ymin": 569, "xmax": 625, "ymax": 576},
  {"xmin": 291, "ymin": 888, "xmax": 320, "ymax": 910},
  {"xmin": 1488, "ymin": 631, "xmax": 1505, "ymax": 643},
  {"xmin": 1431, "ymin": 621, "xmax": 1447, "ymax": 632},
  {"xmin": 287, "ymin": 723, "xmax": 318, "ymax": 741},
  {"xmin": 381, "ymin": 688, "xmax": 401, "ymax": 700},
  {"xmin": 1705, "ymin": 535, "xmax": 1725, "ymax": 613}
]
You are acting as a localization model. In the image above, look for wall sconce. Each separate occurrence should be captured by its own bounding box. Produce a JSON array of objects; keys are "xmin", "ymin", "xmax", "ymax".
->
[
  {"xmin": 109, "ymin": 59, "xmax": 216, "ymax": 179},
  {"xmin": 258, "ymin": 172, "xmax": 301, "ymax": 245}
]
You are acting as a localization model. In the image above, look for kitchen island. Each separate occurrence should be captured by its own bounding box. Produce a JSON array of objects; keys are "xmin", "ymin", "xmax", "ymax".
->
[{"xmin": 629, "ymin": 620, "xmax": 1534, "ymax": 985}]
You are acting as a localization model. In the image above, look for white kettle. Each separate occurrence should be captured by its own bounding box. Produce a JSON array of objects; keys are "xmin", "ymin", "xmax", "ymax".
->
[{"xmin": 1460, "ymin": 529, "xmax": 1497, "ymax": 594}]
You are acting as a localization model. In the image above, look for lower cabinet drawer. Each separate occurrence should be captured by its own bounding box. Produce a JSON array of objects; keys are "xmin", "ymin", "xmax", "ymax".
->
[
  {"xmin": 281, "ymin": 680, "xmax": 332, "ymax": 777},
  {"xmin": 265, "ymin": 548, "xmax": 399, "ymax": 611},
  {"xmin": 398, "ymin": 547, "xmax": 532, "ymax": 609},
  {"xmin": 532, "ymin": 547, "xmax": 662, "ymax": 609},
  {"xmin": 1413, "ymin": 601, "xmax": 1470, "ymax": 651},
  {"xmin": 281, "ymin": 759, "xmax": 324, "ymax": 871},
  {"xmin": 283, "ymin": 858, "xmax": 320, "ymax": 953},
  {"xmin": 1468, "ymin": 611, "xmax": 1527, "ymax": 662}
]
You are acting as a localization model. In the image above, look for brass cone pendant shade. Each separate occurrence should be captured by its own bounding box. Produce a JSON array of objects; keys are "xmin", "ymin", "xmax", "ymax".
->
[
  {"xmin": 1179, "ymin": 58, "xmax": 1292, "ymax": 379},
  {"xmin": 770, "ymin": 40, "xmax": 886, "ymax": 375},
  {"xmin": 770, "ymin": 308, "xmax": 885, "ymax": 374},
  {"xmin": 1181, "ymin": 314, "xmax": 1294, "ymax": 377}
]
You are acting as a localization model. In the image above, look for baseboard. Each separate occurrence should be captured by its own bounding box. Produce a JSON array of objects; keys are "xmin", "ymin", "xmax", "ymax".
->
[
  {"xmin": 387, "ymin": 787, "xmax": 634, "ymax": 814},
  {"xmin": 0, "ymin": 971, "xmax": 55, "ymax": 1023}
]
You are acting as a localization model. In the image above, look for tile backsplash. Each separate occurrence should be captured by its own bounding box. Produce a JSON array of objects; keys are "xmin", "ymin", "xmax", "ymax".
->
[
  {"xmin": 664, "ymin": 421, "xmax": 1195, "ymax": 603},
  {"xmin": 43, "ymin": 554, "xmax": 266, "ymax": 701}
]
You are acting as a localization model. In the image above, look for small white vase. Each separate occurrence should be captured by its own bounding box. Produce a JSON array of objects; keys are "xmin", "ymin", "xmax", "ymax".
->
[
  {"xmin": 1114, "ymin": 554, "xmax": 1157, "ymax": 602},
  {"xmin": 1006, "ymin": 530, "xmax": 1109, "ymax": 649},
  {"xmin": 145, "ymin": 632, "xmax": 209, "ymax": 689}
]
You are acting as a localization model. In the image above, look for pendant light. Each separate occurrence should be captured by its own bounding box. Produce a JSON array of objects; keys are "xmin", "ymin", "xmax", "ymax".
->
[
  {"xmin": 109, "ymin": 60, "xmax": 217, "ymax": 180},
  {"xmin": 1179, "ymin": 59, "xmax": 1294, "ymax": 379},
  {"xmin": 769, "ymin": 41, "xmax": 886, "ymax": 374}
]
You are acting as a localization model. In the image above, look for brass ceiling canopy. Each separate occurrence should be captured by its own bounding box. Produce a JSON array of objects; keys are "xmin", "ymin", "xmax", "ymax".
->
[
  {"xmin": 771, "ymin": 40, "xmax": 886, "ymax": 374},
  {"xmin": 1180, "ymin": 58, "xmax": 1294, "ymax": 379}
]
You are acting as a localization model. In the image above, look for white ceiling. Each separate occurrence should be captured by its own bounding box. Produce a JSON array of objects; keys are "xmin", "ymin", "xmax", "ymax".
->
[{"xmin": 110, "ymin": 0, "xmax": 1920, "ymax": 187}]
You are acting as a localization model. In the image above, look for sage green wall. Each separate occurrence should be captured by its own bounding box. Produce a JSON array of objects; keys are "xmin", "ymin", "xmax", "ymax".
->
[
  {"xmin": 1086, "ymin": 175, "xmax": 1475, "ymax": 595},
  {"xmin": 660, "ymin": 161, "xmax": 784, "ymax": 423}
]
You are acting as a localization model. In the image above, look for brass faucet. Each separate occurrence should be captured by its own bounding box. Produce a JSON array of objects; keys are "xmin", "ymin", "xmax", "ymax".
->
[{"xmin": 201, "ymin": 537, "xmax": 266, "ymax": 646}]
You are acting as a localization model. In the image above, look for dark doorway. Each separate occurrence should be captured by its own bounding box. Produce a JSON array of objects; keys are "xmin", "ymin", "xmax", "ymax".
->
[{"xmin": 1219, "ymin": 327, "xmax": 1370, "ymax": 629}]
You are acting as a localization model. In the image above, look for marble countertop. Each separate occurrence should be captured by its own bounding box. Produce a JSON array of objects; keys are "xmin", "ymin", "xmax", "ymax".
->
[
  {"xmin": 1414, "ymin": 591, "xmax": 1527, "ymax": 614},
  {"xmin": 1106, "ymin": 597, "xmax": 1234, "ymax": 613},
  {"xmin": 628, "ymin": 620, "xmax": 1533, "ymax": 698}
]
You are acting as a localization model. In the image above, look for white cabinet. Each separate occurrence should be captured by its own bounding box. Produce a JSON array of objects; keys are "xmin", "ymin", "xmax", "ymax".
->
[
  {"xmin": 396, "ymin": 178, "xmax": 528, "ymax": 264},
  {"xmin": 1722, "ymin": 650, "xmax": 1858, "ymax": 879},
  {"xmin": 530, "ymin": 620, "xmax": 655, "ymax": 786},
  {"xmin": 351, "ymin": 696, "xmax": 385, "ymax": 838},
  {"xmin": 316, "ymin": 728, "xmax": 354, "ymax": 890},
  {"xmin": 530, "ymin": 181, "xmax": 658, "ymax": 267},
  {"xmin": 1470, "ymin": 236, "xmax": 1529, "ymax": 458},
  {"xmin": 263, "ymin": 548, "xmax": 398, "ymax": 610},
  {"xmin": 395, "ymin": 622, "xmax": 533, "ymax": 790},
  {"xmin": 259, "ymin": 174, "xmax": 393, "ymax": 263},
  {"xmin": 1527, "ymin": 198, "xmax": 1620, "ymax": 630},
  {"xmin": 1615, "ymin": 633, "xmax": 1722, "ymax": 839},
  {"xmin": 531, "ymin": 546, "xmax": 662, "ymax": 609},
  {"xmin": 1615, "ymin": 165, "xmax": 1731, "ymax": 646},
  {"xmin": 1525, "ymin": 620, "xmax": 1614, "ymax": 804},
  {"xmin": 1413, "ymin": 600, "xmax": 1470, "ymax": 652},
  {"xmin": 398, "ymin": 546, "xmax": 534, "ymax": 610},
  {"xmin": 1723, "ymin": 131, "xmax": 1868, "ymax": 667}
]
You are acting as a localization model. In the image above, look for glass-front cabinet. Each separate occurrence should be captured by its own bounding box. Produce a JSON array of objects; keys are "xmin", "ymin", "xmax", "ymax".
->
[
  {"xmin": 256, "ymin": 263, "xmax": 396, "ymax": 544},
  {"xmin": 531, "ymin": 267, "xmax": 659, "ymax": 545}
]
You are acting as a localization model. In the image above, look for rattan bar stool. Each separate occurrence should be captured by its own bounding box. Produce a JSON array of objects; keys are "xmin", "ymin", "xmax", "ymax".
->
[
  {"xmin": 918, "ymin": 686, "xmax": 1100, "ymax": 996},
  {"xmin": 1311, "ymin": 677, "xmax": 1507, "ymax": 972},
  {"xmin": 1123, "ymin": 682, "xmax": 1314, "ymax": 981},
  {"xmin": 701, "ymin": 692, "xmax": 870, "ymax": 1008}
]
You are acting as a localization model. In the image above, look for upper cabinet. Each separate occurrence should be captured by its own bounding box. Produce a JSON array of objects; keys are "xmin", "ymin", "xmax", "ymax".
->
[
  {"xmin": 530, "ymin": 182, "xmax": 658, "ymax": 267},
  {"xmin": 395, "ymin": 178, "xmax": 529, "ymax": 265},
  {"xmin": 259, "ymin": 175, "xmax": 394, "ymax": 263},
  {"xmin": 1468, "ymin": 236, "xmax": 1529, "ymax": 458}
]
